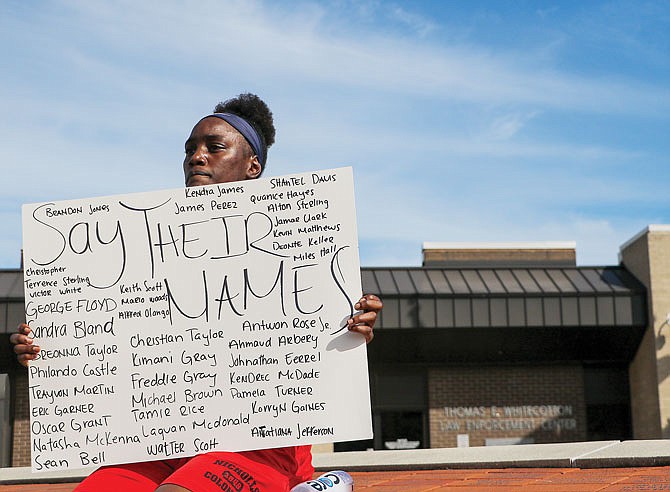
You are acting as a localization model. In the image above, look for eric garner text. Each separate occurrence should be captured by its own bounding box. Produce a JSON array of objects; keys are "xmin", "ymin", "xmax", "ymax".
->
[{"xmin": 22, "ymin": 167, "xmax": 372, "ymax": 472}]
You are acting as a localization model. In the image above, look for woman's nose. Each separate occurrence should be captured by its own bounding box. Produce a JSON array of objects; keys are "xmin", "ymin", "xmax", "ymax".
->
[{"xmin": 189, "ymin": 145, "xmax": 207, "ymax": 165}]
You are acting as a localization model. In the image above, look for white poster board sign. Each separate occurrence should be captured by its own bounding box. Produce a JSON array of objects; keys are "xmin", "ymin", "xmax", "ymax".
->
[{"xmin": 22, "ymin": 167, "xmax": 371, "ymax": 472}]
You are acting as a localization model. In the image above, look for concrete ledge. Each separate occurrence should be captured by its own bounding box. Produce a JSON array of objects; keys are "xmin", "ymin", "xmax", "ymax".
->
[
  {"xmin": 0, "ymin": 466, "xmax": 93, "ymax": 485},
  {"xmin": 2, "ymin": 440, "xmax": 670, "ymax": 484},
  {"xmin": 573, "ymin": 439, "xmax": 670, "ymax": 468},
  {"xmin": 312, "ymin": 441, "xmax": 621, "ymax": 471}
]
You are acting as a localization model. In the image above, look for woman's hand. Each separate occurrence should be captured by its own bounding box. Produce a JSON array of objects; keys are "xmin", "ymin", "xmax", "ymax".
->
[
  {"xmin": 9, "ymin": 323, "xmax": 39, "ymax": 368},
  {"xmin": 347, "ymin": 294, "xmax": 382, "ymax": 343}
]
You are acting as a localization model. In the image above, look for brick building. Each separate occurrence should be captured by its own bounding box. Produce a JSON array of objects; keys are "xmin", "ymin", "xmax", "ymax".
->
[
  {"xmin": 340, "ymin": 226, "xmax": 669, "ymax": 452},
  {"xmin": 1, "ymin": 225, "xmax": 669, "ymax": 465}
]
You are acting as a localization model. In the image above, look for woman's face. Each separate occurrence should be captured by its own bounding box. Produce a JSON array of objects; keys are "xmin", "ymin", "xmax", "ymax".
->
[{"xmin": 183, "ymin": 117, "xmax": 261, "ymax": 187}]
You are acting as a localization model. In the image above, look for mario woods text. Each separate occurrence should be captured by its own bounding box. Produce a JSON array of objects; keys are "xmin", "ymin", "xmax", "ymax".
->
[{"xmin": 22, "ymin": 168, "xmax": 371, "ymax": 471}]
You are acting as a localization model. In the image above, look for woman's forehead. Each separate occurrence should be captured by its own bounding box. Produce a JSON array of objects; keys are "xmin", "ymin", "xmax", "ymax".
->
[{"xmin": 188, "ymin": 116, "xmax": 238, "ymax": 139}]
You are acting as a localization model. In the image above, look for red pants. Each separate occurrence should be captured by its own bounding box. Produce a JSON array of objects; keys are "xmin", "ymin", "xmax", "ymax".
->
[{"xmin": 75, "ymin": 449, "xmax": 314, "ymax": 492}]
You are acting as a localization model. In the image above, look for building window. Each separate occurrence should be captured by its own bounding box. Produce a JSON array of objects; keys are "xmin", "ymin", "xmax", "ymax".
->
[
  {"xmin": 586, "ymin": 404, "xmax": 631, "ymax": 441},
  {"xmin": 0, "ymin": 374, "xmax": 10, "ymax": 467},
  {"xmin": 584, "ymin": 365, "xmax": 632, "ymax": 441},
  {"xmin": 380, "ymin": 411, "xmax": 424, "ymax": 450},
  {"xmin": 335, "ymin": 367, "xmax": 428, "ymax": 452}
]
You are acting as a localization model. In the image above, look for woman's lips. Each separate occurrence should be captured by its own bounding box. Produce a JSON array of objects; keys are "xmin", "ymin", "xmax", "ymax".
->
[{"xmin": 187, "ymin": 171, "xmax": 211, "ymax": 185}]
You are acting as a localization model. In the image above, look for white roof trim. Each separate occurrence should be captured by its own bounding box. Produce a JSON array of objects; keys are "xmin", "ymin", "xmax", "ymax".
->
[
  {"xmin": 422, "ymin": 241, "xmax": 576, "ymax": 250},
  {"xmin": 619, "ymin": 224, "xmax": 670, "ymax": 253}
]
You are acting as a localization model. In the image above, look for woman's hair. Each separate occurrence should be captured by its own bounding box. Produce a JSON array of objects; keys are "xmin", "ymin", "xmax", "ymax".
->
[{"xmin": 214, "ymin": 93, "xmax": 275, "ymax": 150}]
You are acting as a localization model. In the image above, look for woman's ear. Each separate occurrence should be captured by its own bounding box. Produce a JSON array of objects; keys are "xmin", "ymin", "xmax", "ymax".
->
[{"xmin": 246, "ymin": 155, "xmax": 262, "ymax": 179}]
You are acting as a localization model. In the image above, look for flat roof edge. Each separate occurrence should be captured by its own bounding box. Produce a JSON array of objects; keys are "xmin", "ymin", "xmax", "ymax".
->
[
  {"xmin": 423, "ymin": 241, "xmax": 577, "ymax": 250},
  {"xmin": 620, "ymin": 224, "xmax": 670, "ymax": 253}
]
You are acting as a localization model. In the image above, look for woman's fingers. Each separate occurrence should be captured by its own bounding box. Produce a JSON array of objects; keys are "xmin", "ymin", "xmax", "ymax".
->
[{"xmin": 10, "ymin": 323, "xmax": 39, "ymax": 367}]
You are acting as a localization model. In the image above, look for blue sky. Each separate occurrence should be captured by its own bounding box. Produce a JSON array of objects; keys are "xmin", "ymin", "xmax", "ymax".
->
[{"xmin": 1, "ymin": 0, "xmax": 668, "ymax": 268}]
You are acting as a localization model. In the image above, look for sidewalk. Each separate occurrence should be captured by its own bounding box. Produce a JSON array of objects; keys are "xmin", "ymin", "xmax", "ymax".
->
[{"xmin": 2, "ymin": 440, "xmax": 670, "ymax": 491}]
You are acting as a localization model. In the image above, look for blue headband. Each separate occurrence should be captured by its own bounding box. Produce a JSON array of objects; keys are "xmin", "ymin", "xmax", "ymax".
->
[{"xmin": 203, "ymin": 113, "xmax": 267, "ymax": 168}]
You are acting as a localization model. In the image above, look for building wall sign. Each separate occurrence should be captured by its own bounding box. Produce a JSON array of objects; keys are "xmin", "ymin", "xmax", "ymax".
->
[
  {"xmin": 428, "ymin": 366, "xmax": 586, "ymax": 448},
  {"xmin": 441, "ymin": 405, "xmax": 577, "ymax": 433}
]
